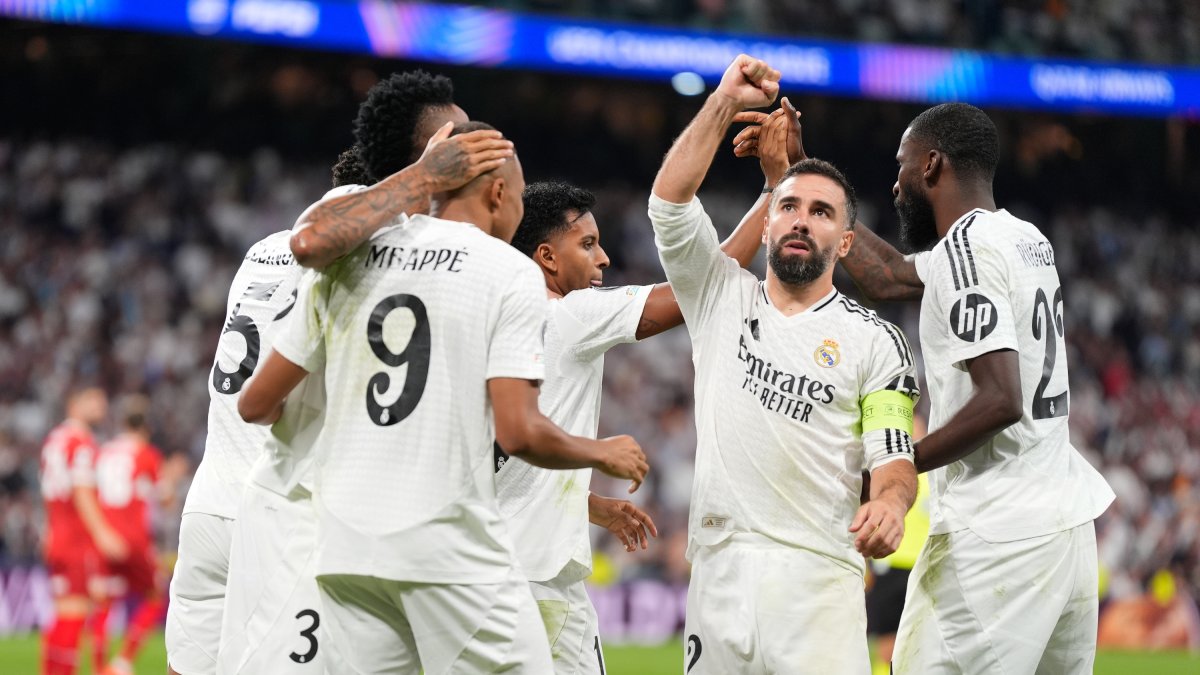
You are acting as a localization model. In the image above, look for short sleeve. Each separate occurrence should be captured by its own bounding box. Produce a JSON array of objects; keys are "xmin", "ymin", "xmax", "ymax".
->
[
  {"xmin": 861, "ymin": 322, "xmax": 920, "ymax": 472},
  {"xmin": 486, "ymin": 260, "xmax": 547, "ymax": 382},
  {"xmin": 927, "ymin": 231, "xmax": 1020, "ymax": 371},
  {"xmin": 557, "ymin": 285, "xmax": 653, "ymax": 363},
  {"xmin": 273, "ymin": 270, "xmax": 328, "ymax": 373},
  {"xmin": 70, "ymin": 438, "xmax": 96, "ymax": 488},
  {"xmin": 911, "ymin": 250, "xmax": 934, "ymax": 284},
  {"xmin": 648, "ymin": 194, "xmax": 739, "ymax": 333}
]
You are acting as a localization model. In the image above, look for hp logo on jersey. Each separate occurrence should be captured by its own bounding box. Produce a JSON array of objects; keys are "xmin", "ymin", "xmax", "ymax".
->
[{"xmin": 950, "ymin": 293, "xmax": 998, "ymax": 342}]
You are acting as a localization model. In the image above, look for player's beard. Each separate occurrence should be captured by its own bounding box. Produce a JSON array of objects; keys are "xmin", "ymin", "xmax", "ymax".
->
[
  {"xmin": 768, "ymin": 232, "xmax": 835, "ymax": 287},
  {"xmin": 895, "ymin": 184, "xmax": 940, "ymax": 253}
]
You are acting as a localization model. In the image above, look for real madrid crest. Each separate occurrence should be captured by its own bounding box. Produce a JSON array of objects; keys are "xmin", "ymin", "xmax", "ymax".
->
[{"xmin": 814, "ymin": 339, "xmax": 840, "ymax": 368}]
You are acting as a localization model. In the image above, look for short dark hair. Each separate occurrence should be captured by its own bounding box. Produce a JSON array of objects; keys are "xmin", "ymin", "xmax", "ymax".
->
[
  {"xmin": 354, "ymin": 70, "xmax": 455, "ymax": 183},
  {"xmin": 120, "ymin": 394, "xmax": 150, "ymax": 431},
  {"xmin": 772, "ymin": 158, "xmax": 858, "ymax": 228},
  {"xmin": 449, "ymin": 120, "xmax": 496, "ymax": 137},
  {"xmin": 331, "ymin": 146, "xmax": 371, "ymax": 188},
  {"xmin": 907, "ymin": 102, "xmax": 999, "ymax": 182},
  {"xmin": 511, "ymin": 182, "xmax": 597, "ymax": 257}
]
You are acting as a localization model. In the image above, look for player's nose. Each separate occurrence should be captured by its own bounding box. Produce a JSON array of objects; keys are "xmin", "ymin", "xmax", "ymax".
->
[
  {"xmin": 892, "ymin": 181, "xmax": 901, "ymax": 198},
  {"xmin": 596, "ymin": 245, "xmax": 610, "ymax": 269}
]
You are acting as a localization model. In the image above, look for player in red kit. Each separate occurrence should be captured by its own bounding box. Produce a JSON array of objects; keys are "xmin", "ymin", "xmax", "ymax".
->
[
  {"xmin": 93, "ymin": 395, "xmax": 168, "ymax": 675},
  {"xmin": 40, "ymin": 386, "xmax": 126, "ymax": 675}
]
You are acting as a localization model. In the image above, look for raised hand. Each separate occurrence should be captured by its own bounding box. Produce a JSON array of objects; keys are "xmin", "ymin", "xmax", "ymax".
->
[
  {"xmin": 732, "ymin": 107, "xmax": 791, "ymax": 185},
  {"xmin": 715, "ymin": 54, "xmax": 782, "ymax": 110},
  {"xmin": 595, "ymin": 435, "xmax": 649, "ymax": 493},
  {"xmin": 589, "ymin": 493, "xmax": 659, "ymax": 552},
  {"xmin": 416, "ymin": 122, "xmax": 515, "ymax": 193},
  {"xmin": 731, "ymin": 97, "xmax": 808, "ymax": 183}
]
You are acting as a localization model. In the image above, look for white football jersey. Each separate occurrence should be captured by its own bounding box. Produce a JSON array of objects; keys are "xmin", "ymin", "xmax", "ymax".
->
[
  {"xmin": 249, "ymin": 271, "xmax": 328, "ymax": 498},
  {"xmin": 913, "ymin": 208, "xmax": 1114, "ymax": 542},
  {"xmin": 183, "ymin": 231, "xmax": 303, "ymax": 518},
  {"xmin": 495, "ymin": 285, "xmax": 652, "ymax": 583},
  {"xmin": 274, "ymin": 214, "xmax": 547, "ymax": 584},
  {"xmin": 649, "ymin": 195, "xmax": 919, "ymax": 574},
  {"xmin": 248, "ymin": 185, "xmax": 370, "ymax": 498}
]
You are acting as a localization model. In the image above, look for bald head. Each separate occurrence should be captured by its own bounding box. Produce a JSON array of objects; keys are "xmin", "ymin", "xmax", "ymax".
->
[{"xmin": 436, "ymin": 121, "xmax": 525, "ymax": 242}]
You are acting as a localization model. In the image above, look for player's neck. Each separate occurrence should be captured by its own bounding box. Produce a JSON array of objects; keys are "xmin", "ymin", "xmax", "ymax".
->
[
  {"xmin": 64, "ymin": 417, "xmax": 91, "ymax": 432},
  {"xmin": 434, "ymin": 202, "xmax": 496, "ymax": 237},
  {"xmin": 541, "ymin": 268, "xmax": 568, "ymax": 299},
  {"xmin": 763, "ymin": 273, "xmax": 835, "ymax": 317},
  {"xmin": 935, "ymin": 186, "xmax": 996, "ymax": 238}
]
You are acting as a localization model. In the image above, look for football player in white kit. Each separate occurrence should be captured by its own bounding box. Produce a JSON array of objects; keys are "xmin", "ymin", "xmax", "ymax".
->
[
  {"xmin": 211, "ymin": 73, "xmax": 515, "ymax": 675},
  {"xmin": 837, "ymin": 102, "xmax": 1114, "ymax": 673},
  {"xmin": 237, "ymin": 121, "xmax": 649, "ymax": 674},
  {"xmin": 649, "ymin": 55, "xmax": 922, "ymax": 674},
  {"xmin": 167, "ymin": 70, "xmax": 514, "ymax": 675},
  {"xmin": 497, "ymin": 172, "xmax": 768, "ymax": 672},
  {"xmin": 495, "ymin": 102, "xmax": 799, "ymax": 673}
]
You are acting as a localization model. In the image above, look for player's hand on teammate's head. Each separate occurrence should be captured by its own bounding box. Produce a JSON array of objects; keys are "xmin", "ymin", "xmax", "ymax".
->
[
  {"xmin": 596, "ymin": 434, "xmax": 649, "ymax": 493},
  {"xmin": 716, "ymin": 54, "xmax": 781, "ymax": 110},
  {"xmin": 588, "ymin": 493, "xmax": 659, "ymax": 552},
  {"xmin": 416, "ymin": 122, "xmax": 515, "ymax": 192},
  {"xmin": 848, "ymin": 497, "xmax": 906, "ymax": 559}
]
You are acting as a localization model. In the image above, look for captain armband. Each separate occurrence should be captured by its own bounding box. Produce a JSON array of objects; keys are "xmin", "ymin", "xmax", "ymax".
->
[{"xmin": 860, "ymin": 390, "xmax": 915, "ymax": 435}]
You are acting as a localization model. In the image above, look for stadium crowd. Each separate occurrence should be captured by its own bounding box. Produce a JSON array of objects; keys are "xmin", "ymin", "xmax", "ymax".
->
[
  {"xmin": 1, "ymin": 133, "xmax": 1198, "ymax": 609},
  {"xmin": 1, "ymin": 18, "xmax": 1199, "ymax": 651},
  {"xmin": 447, "ymin": 0, "xmax": 1200, "ymax": 65}
]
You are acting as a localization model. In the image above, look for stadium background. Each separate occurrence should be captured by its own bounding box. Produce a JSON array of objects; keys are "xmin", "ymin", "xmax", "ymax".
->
[{"xmin": 1, "ymin": 0, "xmax": 1199, "ymax": 671}]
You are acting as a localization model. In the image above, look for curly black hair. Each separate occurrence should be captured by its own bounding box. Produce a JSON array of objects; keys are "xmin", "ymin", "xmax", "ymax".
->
[
  {"xmin": 907, "ymin": 102, "xmax": 999, "ymax": 182},
  {"xmin": 331, "ymin": 145, "xmax": 371, "ymax": 188},
  {"xmin": 772, "ymin": 158, "xmax": 858, "ymax": 229},
  {"xmin": 511, "ymin": 182, "xmax": 597, "ymax": 257},
  {"xmin": 354, "ymin": 70, "xmax": 455, "ymax": 183}
]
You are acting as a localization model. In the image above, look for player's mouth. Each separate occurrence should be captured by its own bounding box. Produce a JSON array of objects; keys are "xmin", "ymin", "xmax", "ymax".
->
[
  {"xmin": 590, "ymin": 278, "xmax": 604, "ymax": 287},
  {"xmin": 783, "ymin": 240, "xmax": 812, "ymax": 255}
]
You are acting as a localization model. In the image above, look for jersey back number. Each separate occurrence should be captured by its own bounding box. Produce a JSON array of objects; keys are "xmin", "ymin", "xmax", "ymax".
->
[
  {"xmin": 1030, "ymin": 285, "xmax": 1068, "ymax": 420},
  {"xmin": 365, "ymin": 293, "xmax": 431, "ymax": 426}
]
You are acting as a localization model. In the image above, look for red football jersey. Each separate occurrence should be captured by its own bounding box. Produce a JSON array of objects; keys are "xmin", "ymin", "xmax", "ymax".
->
[
  {"xmin": 39, "ymin": 422, "xmax": 100, "ymax": 553},
  {"xmin": 96, "ymin": 434, "xmax": 162, "ymax": 546}
]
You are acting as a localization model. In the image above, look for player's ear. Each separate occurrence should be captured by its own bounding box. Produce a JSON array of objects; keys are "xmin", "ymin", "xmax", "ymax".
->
[
  {"xmin": 488, "ymin": 177, "xmax": 506, "ymax": 213},
  {"xmin": 924, "ymin": 149, "xmax": 943, "ymax": 186},
  {"xmin": 837, "ymin": 228, "xmax": 855, "ymax": 259},
  {"xmin": 535, "ymin": 242, "xmax": 558, "ymax": 273}
]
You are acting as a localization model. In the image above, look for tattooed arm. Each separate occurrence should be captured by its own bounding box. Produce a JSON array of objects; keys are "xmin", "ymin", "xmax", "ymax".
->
[
  {"xmin": 290, "ymin": 125, "xmax": 514, "ymax": 268},
  {"xmin": 840, "ymin": 226, "xmax": 925, "ymax": 302}
]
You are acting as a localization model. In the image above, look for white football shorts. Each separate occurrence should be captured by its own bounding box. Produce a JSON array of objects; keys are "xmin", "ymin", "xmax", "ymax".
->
[
  {"xmin": 892, "ymin": 521, "xmax": 1099, "ymax": 674},
  {"xmin": 684, "ymin": 533, "xmax": 870, "ymax": 674},
  {"xmin": 530, "ymin": 573, "xmax": 605, "ymax": 675},
  {"xmin": 317, "ymin": 568, "xmax": 553, "ymax": 674},
  {"xmin": 218, "ymin": 484, "xmax": 323, "ymax": 674},
  {"xmin": 167, "ymin": 512, "xmax": 233, "ymax": 675}
]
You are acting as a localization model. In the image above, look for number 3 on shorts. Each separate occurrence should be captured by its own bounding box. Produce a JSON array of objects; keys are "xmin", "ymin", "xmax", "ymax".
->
[{"xmin": 289, "ymin": 609, "xmax": 320, "ymax": 664}]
